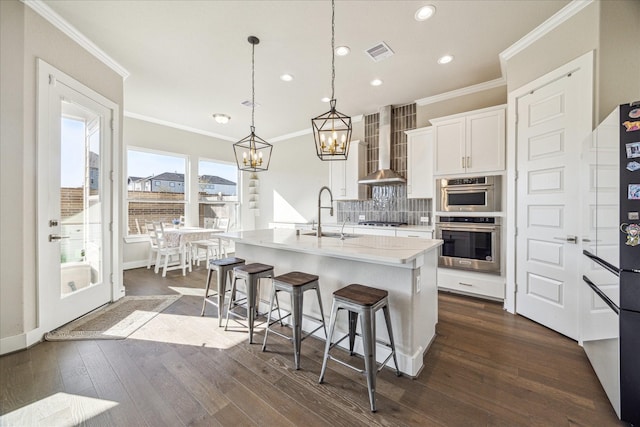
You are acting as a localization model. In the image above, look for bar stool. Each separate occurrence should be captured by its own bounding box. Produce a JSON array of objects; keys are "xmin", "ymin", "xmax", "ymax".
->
[
  {"xmin": 319, "ymin": 284, "xmax": 400, "ymax": 412},
  {"xmin": 201, "ymin": 257, "xmax": 245, "ymax": 326},
  {"xmin": 262, "ymin": 271, "xmax": 327, "ymax": 370},
  {"xmin": 225, "ymin": 263, "xmax": 274, "ymax": 344}
]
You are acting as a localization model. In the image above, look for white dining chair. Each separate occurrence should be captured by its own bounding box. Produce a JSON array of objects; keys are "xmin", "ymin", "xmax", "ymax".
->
[
  {"xmin": 191, "ymin": 217, "xmax": 219, "ymax": 266},
  {"xmin": 153, "ymin": 222, "xmax": 182, "ymax": 277},
  {"xmin": 145, "ymin": 220, "xmax": 159, "ymax": 269}
]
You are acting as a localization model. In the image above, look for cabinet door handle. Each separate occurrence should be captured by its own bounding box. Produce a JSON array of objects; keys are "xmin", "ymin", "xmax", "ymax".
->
[
  {"xmin": 466, "ymin": 156, "xmax": 471, "ymax": 168},
  {"xmin": 462, "ymin": 157, "xmax": 465, "ymax": 169}
]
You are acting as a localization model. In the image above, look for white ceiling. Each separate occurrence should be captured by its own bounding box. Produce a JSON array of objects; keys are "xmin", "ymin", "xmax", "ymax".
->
[{"xmin": 41, "ymin": 0, "xmax": 571, "ymax": 142}]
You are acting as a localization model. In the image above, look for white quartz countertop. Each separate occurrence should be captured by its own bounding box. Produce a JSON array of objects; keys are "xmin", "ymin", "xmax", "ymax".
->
[{"xmin": 222, "ymin": 228, "xmax": 442, "ymax": 266}]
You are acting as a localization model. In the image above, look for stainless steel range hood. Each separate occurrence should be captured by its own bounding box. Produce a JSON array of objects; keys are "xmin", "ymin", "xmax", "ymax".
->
[{"xmin": 358, "ymin": 105, "xmax": 406, "ymax": 185}]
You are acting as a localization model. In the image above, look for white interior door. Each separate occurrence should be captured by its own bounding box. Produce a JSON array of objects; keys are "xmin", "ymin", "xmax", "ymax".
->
[
  {"xmin": 515, "ymin": 61, "xmax": 592, "ymax": 340},
  {"xmin": 37, "ymin": 61, "xmax": 115, "ymax": 333}
]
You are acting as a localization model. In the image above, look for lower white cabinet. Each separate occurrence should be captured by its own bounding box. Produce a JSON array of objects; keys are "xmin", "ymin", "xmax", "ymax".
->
[
  {"xmin": 437, "ymin": 268, "xmax": 505, "ymax": 300},
  {"xmin": 395, "ymin": 229, "xmax": 433, "ymax": 239}
]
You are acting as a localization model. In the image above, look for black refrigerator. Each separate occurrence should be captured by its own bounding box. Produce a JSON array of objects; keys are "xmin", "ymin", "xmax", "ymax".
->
[{"xmin": 582, "ymin": 101, "xmax": 640, "ymax": 425}]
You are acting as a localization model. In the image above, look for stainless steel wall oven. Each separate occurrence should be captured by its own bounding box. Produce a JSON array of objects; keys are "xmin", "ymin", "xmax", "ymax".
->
[
  {"xmin": 436, "ymin": 216, "xmax": 501, "ymax": 274},
  {"xmin": 436, "ymin": 176, "xmax": 501, "ymax": 212}
]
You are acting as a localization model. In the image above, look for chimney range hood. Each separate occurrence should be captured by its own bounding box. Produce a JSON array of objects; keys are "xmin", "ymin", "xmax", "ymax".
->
[{"xmin": 358, "ymin": 105, "xmax": 406, "ymax": 185}]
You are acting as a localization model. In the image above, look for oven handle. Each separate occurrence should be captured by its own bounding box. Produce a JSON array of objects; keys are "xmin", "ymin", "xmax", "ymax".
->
[
  {"xmin": 436, "ymin": 224, "xmax": 497, "ymax": 232},
  {"xmin": 443, "ymin": 185, "xmax": 493, "ymax": 193},
  {"xmin": 582, "ymin": 275, "xmax": 619, "ymax": 315}
]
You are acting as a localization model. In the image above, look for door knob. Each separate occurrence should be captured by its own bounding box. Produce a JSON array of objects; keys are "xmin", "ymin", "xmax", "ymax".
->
[{"xmin": 49, "ymin": 234, "xmax": 70, "ymax": 242}]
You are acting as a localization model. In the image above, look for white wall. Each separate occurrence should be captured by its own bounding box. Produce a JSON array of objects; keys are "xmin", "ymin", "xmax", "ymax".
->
[{"xmin": 0, "ymin": 0, "xmax": 124, "ymax": 348}]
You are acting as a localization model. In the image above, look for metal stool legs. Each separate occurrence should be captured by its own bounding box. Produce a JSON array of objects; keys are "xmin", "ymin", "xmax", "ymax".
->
[
  {"xmin": 319, "ymin": 285, "xmax": 400, "ymax": 412},
  {"xmin": 201, "ymin": 258, "xmax": 245, "ymax": 326},
  {"xmin": 262, "ymin": 272, "xmax": 327, "ymax": 370}
]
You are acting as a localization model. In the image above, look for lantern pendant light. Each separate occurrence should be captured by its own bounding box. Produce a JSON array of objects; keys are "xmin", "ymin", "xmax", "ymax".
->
[
  {"xmin": 233, "ymin": 36, "xmax": 272, "ymax": 172},
  {"xmin": 311, "ymin": 0, "xmax": 352, "ymax": 161}
]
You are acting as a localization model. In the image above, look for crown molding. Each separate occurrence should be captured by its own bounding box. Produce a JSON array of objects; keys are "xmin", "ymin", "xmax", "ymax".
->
[
  {"xmin": 124, "ymin": 112, "xmax": 237, "ymax": 142},
  {"xmin": 415, "ymin": 78, "xmax": 506, "ymax": 106},
  {"xmin": 498, "ymin": 0, "xmax": 594, "ymax": 76},
  {"xmin": 22, "ymin": 0, "xmax": 130, "ymax": 79}
]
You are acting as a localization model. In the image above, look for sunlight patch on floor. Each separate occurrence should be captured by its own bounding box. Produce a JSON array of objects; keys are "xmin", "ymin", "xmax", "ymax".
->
[
  {"xmin": 128, "ymin": 311, "xmax": 252, "ymax": 349},
  {"xmin": 168, "ymin": 285, "xmax": 206, "ymax": 297},
  {"xmin": 0, "ymin": 392, "xmax": 118, "ymax": 426}
]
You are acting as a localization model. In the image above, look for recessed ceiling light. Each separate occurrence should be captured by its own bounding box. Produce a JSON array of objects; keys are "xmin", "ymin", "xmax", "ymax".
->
[
  {"xmin": 212, "ymin": 113, "xmax": 230, "ymax": 124},
  {"xmin": 280, "ymin": 73, "xmax": 294, "ymax": 82},
  {"xmin": 321, "ymin": 97, "xmax": 331, "ymax": 103},
  {"xmin": 415, "ymin": 5, "xmax": 436, "ymax": 21},
  {"xmin": 370, "ymin": 79, "xmax": 383, "ymax": 87},
  {"xmin": 335, "ymin": 46, "xmax": 350, "ymax": 56},
  {"xmin": 437, "ymin": 54, "xmax": 453, "ymax": 64}
]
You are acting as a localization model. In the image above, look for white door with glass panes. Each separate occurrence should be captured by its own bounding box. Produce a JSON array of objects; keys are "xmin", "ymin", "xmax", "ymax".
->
[
  {"xmin": 515, "ymin": 53, "xmax": 593, "ymax": 340},
  {"xmin": 37, "ymin": 60, "xmax": 116, "ymax": 334}
]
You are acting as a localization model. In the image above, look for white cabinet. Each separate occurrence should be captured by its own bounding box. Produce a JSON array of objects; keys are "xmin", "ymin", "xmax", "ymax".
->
[
  {"xmin": 431, "ymin": 105, "xmax": 505, "ymax": 176},
  {"xmin": 357, "ymin": 227, "xmax": 396, "ymax": 236},
  {"xmin": 330, "ymin": 140, "xmax": 366, "ymax": 200},
  {"xmin": 395, "ymin": 229, "xmax": 433, "ymax": 239},
  {"xmin": 437, "ymin": 268, "xmax": 505, "ymax": 300},
  {"xmin": 404, "ymin": 127, "xmax": 433, "ymax": 199}
]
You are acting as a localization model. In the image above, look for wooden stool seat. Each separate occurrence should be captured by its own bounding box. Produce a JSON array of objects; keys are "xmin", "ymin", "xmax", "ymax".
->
[
  {"xmin": 234, "ymin": 263, "xmax": 273, "ymax": 275},
  {"xmin": 333, "ymin": 284, "xmax": 388, "ymax": 306},
  {"xmin": 262, "ymin": 271, "xmax": 326, "ymax": 370},
  {"xmin": 225, "ymin": 263, "xmax": 274, "ymax": 343},
  {"xmin": 273, "ymin": 271, "xmax": 319, "ymax": 287},
  {"xmin": 319, "ymin": 283, "xmax": 400, "ymax": 412},
  {"xmin": 202, "ymin": 257, "xmax": 245, "ymax": 326},
  {"xmin": 210, "ymin": 256, "xmax": 245, "ymax": 267}
]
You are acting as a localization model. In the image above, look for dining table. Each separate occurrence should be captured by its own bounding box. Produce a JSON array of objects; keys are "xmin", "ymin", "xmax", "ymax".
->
[{"xmin": 162, "ymin": 227, "xmax": 224, "ymax": 274}]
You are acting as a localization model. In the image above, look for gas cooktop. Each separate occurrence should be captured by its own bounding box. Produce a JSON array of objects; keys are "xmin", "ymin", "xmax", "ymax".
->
[{"xmin": 357, "ymin": 221, "xmax": 407, "ymax": 227}]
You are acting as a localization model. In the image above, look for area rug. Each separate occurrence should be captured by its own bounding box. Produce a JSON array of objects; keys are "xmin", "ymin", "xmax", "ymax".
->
[{"xmin": 44, "ymin": 295, "xmax": 181, "ymax": 341}]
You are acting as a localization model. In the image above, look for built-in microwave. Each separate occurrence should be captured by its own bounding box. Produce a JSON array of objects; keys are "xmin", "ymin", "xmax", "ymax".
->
[{"xmin": 436, "ymin": 176, "xmax": 501, "ymax": 212}]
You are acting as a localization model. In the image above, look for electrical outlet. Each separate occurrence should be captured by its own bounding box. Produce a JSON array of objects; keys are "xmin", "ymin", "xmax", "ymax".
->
[
  {"xmin": 358, "ymin": 215, "xmax": 365, "ymax": 221},
  {"xmin": 420, "ymin": 216, "xmax": 429, "ymax": 224}
]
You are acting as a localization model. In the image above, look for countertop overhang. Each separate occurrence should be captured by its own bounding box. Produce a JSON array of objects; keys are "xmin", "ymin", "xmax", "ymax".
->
[{"xmin": 222, "ymin": 228, "xmax": 442, "ymax": 267}]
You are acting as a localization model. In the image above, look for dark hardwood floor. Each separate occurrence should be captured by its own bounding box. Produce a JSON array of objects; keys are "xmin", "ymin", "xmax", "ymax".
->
[{"xmin": 1, "ymin": 265, "xmax": 623, "ymax": 426}]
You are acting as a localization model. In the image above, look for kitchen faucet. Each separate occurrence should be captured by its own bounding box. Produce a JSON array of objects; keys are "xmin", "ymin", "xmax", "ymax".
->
[{"xmin": 317, "ymin": 186, "xmax": 334, "ymax": 237}]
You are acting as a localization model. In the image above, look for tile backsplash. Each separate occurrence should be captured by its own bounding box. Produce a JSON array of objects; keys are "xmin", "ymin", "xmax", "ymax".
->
[
  {"xmin": 337, "ymin": 184, "xmax": 432, "ymax": 225},
  {"xmin": 337, "ymin": 103, "xmax": 431, "ymax": 226}
]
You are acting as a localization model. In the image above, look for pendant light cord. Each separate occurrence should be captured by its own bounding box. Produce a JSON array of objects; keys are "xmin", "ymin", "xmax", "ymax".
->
[
  {"xmin": 251, "ymin": 41, "xmax": 255, "ymax": 129},
  {"xmin": 331, "ymin": 0, "xmax": 335, "ymax": 101}
]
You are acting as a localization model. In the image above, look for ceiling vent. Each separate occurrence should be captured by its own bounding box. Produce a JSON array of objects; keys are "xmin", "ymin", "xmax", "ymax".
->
[{"xmin": 365, "ymin": 41, "xmax": 394, "ymax": 62}]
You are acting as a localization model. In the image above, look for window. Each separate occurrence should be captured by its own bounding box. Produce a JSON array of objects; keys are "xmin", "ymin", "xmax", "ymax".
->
[
  {"xmin": 198, "ymin": 159, "xmax": 239, "ymax": 230},
  {"xmin": 127, "ymin": 148, "xmax": 187, "ymax": 235}
]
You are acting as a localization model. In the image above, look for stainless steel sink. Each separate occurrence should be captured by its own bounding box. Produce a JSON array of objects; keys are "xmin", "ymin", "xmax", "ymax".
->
[{"xmin": 301, "ymin": 232, "xmax": 358, "ymax": 239}]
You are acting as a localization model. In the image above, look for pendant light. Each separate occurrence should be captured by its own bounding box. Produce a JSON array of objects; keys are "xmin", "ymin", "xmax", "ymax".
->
[
  {"xmin": 311, "ymin": 0, "xmax": 352, "ymax": 161},
  {"xmin": 233, "ymin": 36, "xmax": 272, "ymax": 172}
]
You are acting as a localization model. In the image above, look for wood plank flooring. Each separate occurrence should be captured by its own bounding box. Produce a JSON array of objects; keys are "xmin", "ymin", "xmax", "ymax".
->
[{"xmin": 1, "ymin": 266, "xmax": 623, "ymax": 426}]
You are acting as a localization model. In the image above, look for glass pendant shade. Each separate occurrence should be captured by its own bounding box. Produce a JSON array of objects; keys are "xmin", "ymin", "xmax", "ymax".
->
[
  {"xmin": 312, "ymin": 99, "xmax": 352, "ymax": 161},
  {"xmin": 233, "ymin": 126, "xmax": 272, "ymax": 172}
]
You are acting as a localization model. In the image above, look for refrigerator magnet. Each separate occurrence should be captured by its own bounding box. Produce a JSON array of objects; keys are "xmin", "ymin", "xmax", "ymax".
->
[
  {"xmin": 627, "ymin": 161, "xmax": 640, "ymax": 172},
  {"xmin": 629, "ymin": 108, "xmax": 640, "ymax": 119},
  {"xmin": 620, "ymin": 223, "xmax": 639, "ymax": 247},
  {"xmin": 629, "ymin": 184, "xmax": 640, "ymax": 200},
  {"xmin": 623, "ymin": 121, "xmax": 640, "ymax": 132},
  {"xmin": 626, "ymin": 142, "xmax": 640, "ymax": 158}
]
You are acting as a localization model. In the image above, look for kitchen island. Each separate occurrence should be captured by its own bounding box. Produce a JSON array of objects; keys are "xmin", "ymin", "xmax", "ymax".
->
[{"xmin": 222, "ymin": 228, "xmax": 442, "ymax": 376}]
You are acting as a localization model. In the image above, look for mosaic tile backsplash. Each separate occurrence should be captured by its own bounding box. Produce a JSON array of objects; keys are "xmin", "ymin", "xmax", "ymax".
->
[
  {"xmin": 337, "ymin": 184, "xmax": 432, "ymax": 225},
  {"xmin": 337, "ymin": 103, "xmax": 431, "ymax": 226}
]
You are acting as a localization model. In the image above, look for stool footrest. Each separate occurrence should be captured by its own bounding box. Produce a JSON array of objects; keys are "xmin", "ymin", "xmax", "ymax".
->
[{"xmin": 326, "ymin": 354, "xmax": 365, "ymax": 374}]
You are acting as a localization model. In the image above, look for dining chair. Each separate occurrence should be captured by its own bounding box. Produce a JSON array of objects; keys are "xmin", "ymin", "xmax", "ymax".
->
[
  {"xmin": 146, "ymin": 221, "xmax": 159, "ymax": 269},
  {"xmin": 153, "ymin": 222, "xmax": 182, "ymax": 277},
  {"xmin": 191, "ymin": 217, "xmax": 220, "ymax": 266},
  {"xmin": 215, "ymin": 218, "xmax": 232, "ymax": 258}
]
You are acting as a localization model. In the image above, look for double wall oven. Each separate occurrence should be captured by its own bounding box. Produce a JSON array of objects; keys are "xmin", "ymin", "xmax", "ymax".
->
[{"xmin": 436, "ymin": 175, "xmax": 502, "ymax": 274}]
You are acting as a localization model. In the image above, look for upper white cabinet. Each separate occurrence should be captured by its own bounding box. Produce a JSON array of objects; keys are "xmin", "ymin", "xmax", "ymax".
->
[
  {"xmin": 404, "ymin": 127, "xmax": 433, "ymax": 199},
  {"xmin": 431, "ymin": 105, "xmax": 506, "ymax": 176},
  {"xmin": 330, "ymin": 140, "xmax": 366, "ymax": 200}
]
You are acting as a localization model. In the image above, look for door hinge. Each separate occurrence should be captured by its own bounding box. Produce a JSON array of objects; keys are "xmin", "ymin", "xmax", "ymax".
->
[
  {"xmin": 110, "ymin": 273, "xmax": 114, "ymax": 284},
  {"xmin": 110, "ymin": 118, "xmax": 114, "ymax": 131},
  {"xmin": 110, "ymin": 170, "xmax": 114, "ymax": 182},
  {"xmin": 515, "ymin": 170, "xmax": 519, "ymax": 180},
  {"xmin": 109, "ymin": 222, "xmax": 113, "ymax": 232},
  {"xmin": 49, "ymin": 74, "xmax": 56, "ymax": 86},
  {"xmin": 514, "ymin": 226, "xmax": 518, "ymax": 236}
]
